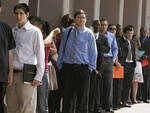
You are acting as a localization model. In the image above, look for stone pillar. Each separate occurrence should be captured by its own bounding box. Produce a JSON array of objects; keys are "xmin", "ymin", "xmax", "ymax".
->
[
  {"xmin": 100, "ymin": 0, "xmax": 124, "ymax": 26},
  {"xmin": 18, "ymin": 0, "xmax": 29, "ymax": 4},
  {"xmin": 123, "ymin": 0, "xmax": 142, "ymax": 35},
  {"xmin": 142, "ymin": 0, "xmax": 150, "ymax": 30},
  {"xmin": 62, "ymin": 0, "xmax": 70, "ymax": 16},
  {"xmin": 93, "ymin": 0, "xmax": 101, "ymax": 20},
  {"xmin": 118, "ymin": 0, "xmax": 124, "ymax": 26}
]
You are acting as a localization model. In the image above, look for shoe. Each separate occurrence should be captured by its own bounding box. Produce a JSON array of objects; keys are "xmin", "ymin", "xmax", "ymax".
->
[
  {"xmin": 121, "ymin": 103, "xmax": 131, "ymax": 108},
  {"xmin": 105, "ymin": 109, "xmax": 114, "ymax": 113},
  {"xmin": 113, "ymin": 107, "xmax": 119, "ymax": 110},
  {"xmin": 143, "ymin": 100, "xmax": 150, "ymax": 103}
]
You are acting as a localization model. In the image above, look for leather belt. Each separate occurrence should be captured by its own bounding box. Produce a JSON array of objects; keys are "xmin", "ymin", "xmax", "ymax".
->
[
  {"xmin": 63, "ymin": 63, "xmax": 88, "ymax": 68},
  {"xmin": 14, "ymin": 69, "xmax": 23, "ymax": 73}
]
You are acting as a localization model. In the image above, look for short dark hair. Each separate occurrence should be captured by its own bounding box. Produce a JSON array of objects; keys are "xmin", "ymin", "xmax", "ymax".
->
[
  {"xmin": 13, "ymin": 3, "xmax": 30, "ymax": 14},
  {"xmin": 123, "ymin": 25, "xmax": 134, "ymax": 34},
  {"xmin": 100, "ymin": 17, "xmax": 108, "ymax": 23},
  {"xmin": 92, "ymin": 20, "xmax": 101, "ymax": 27},
  {"xmin": 74, "ymin": 9, "xmax": 87, "ymax": 18}
]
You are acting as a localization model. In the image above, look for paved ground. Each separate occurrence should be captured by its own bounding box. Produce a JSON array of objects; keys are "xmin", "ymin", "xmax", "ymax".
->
[{"xmin": 115, "ymin": 103, "xmax": 150, "ymax": 113}]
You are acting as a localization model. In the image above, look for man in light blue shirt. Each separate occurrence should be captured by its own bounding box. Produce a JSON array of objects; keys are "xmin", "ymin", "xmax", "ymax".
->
[
  {"xmin": 99, "ymin": 18, "xmax": 118, "ymax": 113},
  {"xmin": 57, "ymin": 9, "xmax": 97, "ymax": 113}
]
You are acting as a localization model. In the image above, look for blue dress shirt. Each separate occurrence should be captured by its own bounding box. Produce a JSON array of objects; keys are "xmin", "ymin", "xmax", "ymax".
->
[
  {"xmin": 57, "ymin": 26, "xmax": 97, "ymax": 70},
  {"xmin": 103, "ymin": 32, "xmax": 118, "ymax": 62}
]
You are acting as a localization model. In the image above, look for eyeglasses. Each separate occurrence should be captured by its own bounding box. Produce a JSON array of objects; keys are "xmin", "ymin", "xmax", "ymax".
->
[
  {"xmin": 101, "ymin": 24, "xmax": 108, "ymax": 26},
  {"xmin": 76, "ymin": 16, "xmax": 86, "ymax": 19}
]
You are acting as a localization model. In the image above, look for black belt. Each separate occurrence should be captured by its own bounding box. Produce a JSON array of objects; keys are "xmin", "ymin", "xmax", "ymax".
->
[
  {"xmin": 103, "ymin": 56, "xmax": 113, "ymax": 59},
  {"xmin": 14, "ymin": 69, "xmax": 23, "ymax": 73},
  {"xmin": 63, "ymin": 63, "xmax": 88, "ymax": 68}
]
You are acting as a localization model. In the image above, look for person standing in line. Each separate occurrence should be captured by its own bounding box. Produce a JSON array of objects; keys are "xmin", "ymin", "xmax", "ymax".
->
[
  {"xmin": 118, "ymin": 25, "xmax": 136, "ymax": 107},
  {"xmin": 57, "ymin": 9, "xmax": 97, "ymax": 113},
  {"xmin": 88, "ymin": 20, "xmax": 110, "ymax": 113},
  {"xmin": 99, "ymin": 18, "xmax": 118, "ymax": 113},
  {"xmin": 0, "ymin": 1, "xmax": 16, "ymax": 113},
  {"xmin": 6, "ymin": 3, "xmax": 45, "ymax": 113}
]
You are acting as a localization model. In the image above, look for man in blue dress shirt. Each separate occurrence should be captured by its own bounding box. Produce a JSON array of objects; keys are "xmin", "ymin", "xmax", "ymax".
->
[
  {"xmin": 57, "ymin": 9, "xmax": 97, "ymax": 113},
  {"xmin": 100, "ymin": 18, "xmax": 118, "ymax": 113}
]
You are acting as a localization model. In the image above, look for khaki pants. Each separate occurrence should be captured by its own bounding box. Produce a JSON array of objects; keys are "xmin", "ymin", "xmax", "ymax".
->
[{"xmin": 6, "ymin": 72, "xmax": 37, "ymax": 113}]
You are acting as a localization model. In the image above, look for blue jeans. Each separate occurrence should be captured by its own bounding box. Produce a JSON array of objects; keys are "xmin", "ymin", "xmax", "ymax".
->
[{"xmin": 37, "ymin": 73, "xmax": 49, "ymax": 113}]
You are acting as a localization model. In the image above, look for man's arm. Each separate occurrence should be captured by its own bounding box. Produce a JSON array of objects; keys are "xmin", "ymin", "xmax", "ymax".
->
[
  {"xmin": 112, "ymin": 35, "xmax": 118, "ymax": 62},
  {"xmin": 32, "ymin": 30, "xmax": 45, "ymax": 86},
  {"xmin": 8, "ymin": 50, "xmax": 13, "ymax": 86},
  {"xmin": 88, "ymin": 33, "xmax": 98, "ymax": 71}
]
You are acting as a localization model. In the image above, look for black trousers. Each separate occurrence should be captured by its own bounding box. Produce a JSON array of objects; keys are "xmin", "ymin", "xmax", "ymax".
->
[
  {"xmin": 121, "ymin": 63, "xmax": 134, "ymax": 103},
  {"xmin": 113, "ymin": 79, "xmax": 123, "ymax": 108},
  {"xmin": 0, "ymin": 82, "xmax": 7, "ymax": 113},
  {"xmin": 88, "ymin": 71, "xmax": 102, "ymax": 113},
  {"xmin": 61, "ymin": 63, "xmax": 90, "ymax": 113},
  {"xmin": 101, "ymin": 57, "xmax": 113, "ymax": 110},
  {"xmin": 142, "ymin": 65, "xmax": 150, "ymax": 101}
]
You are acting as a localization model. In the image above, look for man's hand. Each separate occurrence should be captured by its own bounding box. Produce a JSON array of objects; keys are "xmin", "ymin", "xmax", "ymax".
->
[
  {"xmin": 32, "ymin": 80, "xmax": 41, "ymax": 86},
  {"xmin": 115, "ymin": 62, "xmax": 121, "ymax": 70},
  {"xmin": 8, "ymin": 72, "xmax": 13, "ymax": 86}
]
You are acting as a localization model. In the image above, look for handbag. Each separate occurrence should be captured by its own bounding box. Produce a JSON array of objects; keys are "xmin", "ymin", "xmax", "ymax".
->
[
  {"xmin": 113, "ymin": 66, "xmax": 124, "ymax": 78},
  {"xmin": 48, "ymin": 62, "xmax": 58, "ymax": 90},
  {"xmin": 141, "ymin": 59, "xmax": 149, "ymax": 67}
]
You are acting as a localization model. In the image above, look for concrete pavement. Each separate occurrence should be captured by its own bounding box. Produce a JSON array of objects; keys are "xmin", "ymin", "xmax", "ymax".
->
[{"xmin": 115, "ymin": 103, "xmax": 150, "ymax": 113}]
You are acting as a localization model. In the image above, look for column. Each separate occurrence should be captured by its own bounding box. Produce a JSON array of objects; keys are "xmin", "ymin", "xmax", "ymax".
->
[
  {"xmin": 62, "ymin": 0, "xmax": 70, "ymax": 16},
  {"xmin": 93, "ymin": 0, "xmax": 101, "ymax": 20},
  {"xmin": 142, "ymin": 0, "xmax": 150, "ymax": 30},
  {"xmin": 18, "ymin": 0, "xmax": 29, "ymax": 4}
]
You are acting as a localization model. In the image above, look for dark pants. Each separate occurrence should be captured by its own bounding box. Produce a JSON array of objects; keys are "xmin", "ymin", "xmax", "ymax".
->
[
  {"xmin": 101, "ymin": 57, "xmax": 113, "ymax": 110},
  {"xmin": 89, "ymin": 71, "xmax": 102, "ymax": 113},
  {"xmin": 0, "ymin": 82, "xmax": 7, "ymax": 113},
  {"xmin": 37, "ymin": 73, "xmax": 49, "ymax": 113},
  {"xmin": 113, "ymin": 79, "xmax": 123, "ymax": 108},
  {"xmin": 61, "ymin": 63, "xmax": 90, "ymax": 113},
  {"xmin": 121, "ymin": 63, "xmax": 134, "ymax": 103},
  {"xmin": 142, "ymin": 65, "xmax": 150, "ymax": 101}
]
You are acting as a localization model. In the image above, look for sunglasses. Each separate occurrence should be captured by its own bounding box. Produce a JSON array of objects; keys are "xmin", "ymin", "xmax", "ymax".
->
[{"xmin": 109, "ymin": 27, "xmax": 116, "ymax": 30}]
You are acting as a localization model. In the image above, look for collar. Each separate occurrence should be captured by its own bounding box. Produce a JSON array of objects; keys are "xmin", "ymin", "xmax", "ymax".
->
[
  {"xmin": 14, "ymin": 21, "xmax": 32, "ymax": 31},
  {"xmin": 75, "ymin": 26, "xmax": 86, "ymax": 33}
]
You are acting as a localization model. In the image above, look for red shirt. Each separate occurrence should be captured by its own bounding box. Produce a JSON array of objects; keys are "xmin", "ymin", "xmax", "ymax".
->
[{"xmin": 43, "ymin": 36, "xmax": 50, "ymax": 72}]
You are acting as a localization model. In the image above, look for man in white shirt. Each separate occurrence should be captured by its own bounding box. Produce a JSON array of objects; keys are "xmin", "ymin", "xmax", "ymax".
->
[{"xmin": 6, "ymin": 3, "xmax": 45, "ymax": 113}]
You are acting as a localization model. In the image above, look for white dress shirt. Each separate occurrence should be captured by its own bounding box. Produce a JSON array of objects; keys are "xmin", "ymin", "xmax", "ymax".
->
[
  {"xmin": 12, "ymin": 21, "xmax": 45, "ymax": 81},
  {"xmin": 126, "ymin": 39, "xmax": 133, "ymax": 63}
]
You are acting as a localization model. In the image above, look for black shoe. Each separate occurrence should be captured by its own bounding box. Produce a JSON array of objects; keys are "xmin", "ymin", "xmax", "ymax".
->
[
  {"xmin": 105, "ymin": 109, "xmax": 114, "ymax": 113},
  {"xmin": 113, "ymin": 107, "xmax": 119, "ymax": 110},
  {"xmin": 121, "ymin": 103, "xmax": 131, "ymax": 108},
  {"xmin": 143, "ymin": 100, "xmax": 150, "ymax": 103}
]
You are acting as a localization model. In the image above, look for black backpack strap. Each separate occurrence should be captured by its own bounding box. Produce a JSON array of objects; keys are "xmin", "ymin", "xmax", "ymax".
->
[{"xmin": 63, "ymin": 27, "xmax": 73, "ymax": 55}]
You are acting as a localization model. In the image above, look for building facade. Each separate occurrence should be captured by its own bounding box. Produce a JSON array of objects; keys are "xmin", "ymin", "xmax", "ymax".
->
[{"xmin": 0, "ymin": 0, "xmax": 150, "ymax": 35}]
